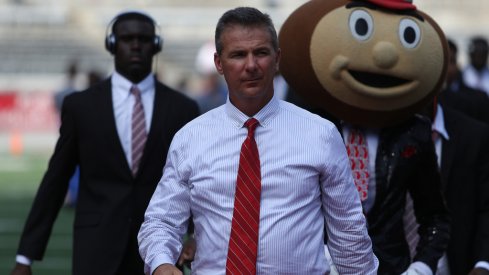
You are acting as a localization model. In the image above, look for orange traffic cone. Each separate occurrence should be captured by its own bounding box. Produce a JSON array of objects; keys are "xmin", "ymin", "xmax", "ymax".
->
[{"xmin": 9, "ymin": 129, "xmax": 23, "ymax": 157}]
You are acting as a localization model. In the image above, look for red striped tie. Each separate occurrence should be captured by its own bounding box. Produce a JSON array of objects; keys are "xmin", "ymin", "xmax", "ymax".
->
[
  {"xmin": 345, "ymin": 128, "xmax": 369, "ymax": 201},
  {"xmin": 226, "ymin": 118, "xmax": 261, "ymax": 275},
  {"xmin": 130, "ymin": 85, "xmax": 147, "ymax": 177}
]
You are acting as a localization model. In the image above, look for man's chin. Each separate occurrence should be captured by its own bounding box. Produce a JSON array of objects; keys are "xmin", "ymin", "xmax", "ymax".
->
[{"xmin": 124, "ymin": 68, "xmax": 151, "ymax": 82}]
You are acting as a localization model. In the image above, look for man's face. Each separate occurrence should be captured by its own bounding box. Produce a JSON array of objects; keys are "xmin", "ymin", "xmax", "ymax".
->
[
  {"xmin": 470, "ymin": 42, "xmax": 488, "ymax": 71},
  {"xmin": 113, "ymin": 19, "xmax": 156, "ymax": 83},
  {"xmin": 214, "ymin": 25, "xmax": 280, "ymax": 112}
]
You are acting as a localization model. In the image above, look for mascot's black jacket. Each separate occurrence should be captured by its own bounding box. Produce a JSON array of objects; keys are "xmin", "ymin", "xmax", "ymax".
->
[{"xmin": 316, "ymin": 108, "xmax": 450, "ymax": 275}]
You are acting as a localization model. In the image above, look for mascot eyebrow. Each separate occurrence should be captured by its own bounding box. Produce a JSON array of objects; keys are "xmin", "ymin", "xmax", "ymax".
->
[{"xmin": 346, "ymin": 0, "xmax": 424, "ymax": 21}]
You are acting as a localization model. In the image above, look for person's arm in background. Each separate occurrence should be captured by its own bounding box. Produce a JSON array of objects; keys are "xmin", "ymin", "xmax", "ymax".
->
[{"xmin": 11, "ymin": 94, "xmax": 79, "ymax": 275}]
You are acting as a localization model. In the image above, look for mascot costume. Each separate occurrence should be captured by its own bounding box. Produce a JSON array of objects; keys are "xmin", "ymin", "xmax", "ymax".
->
[{"xmin": 279, "ymin": 0, "xmax": 450, "ymax": 274}]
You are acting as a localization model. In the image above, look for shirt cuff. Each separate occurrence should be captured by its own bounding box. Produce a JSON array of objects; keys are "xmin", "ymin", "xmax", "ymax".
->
[
  {"xmin": 475, "ymin": 261, "xmax": 489, "ymax": 271},
  {"xmin": 410, "ymin": 261, "xmax": 433, "ymax": 275},
  {"xmin": 16, "ymin": 255, "xmax": 32, "ymax": 266},
  {"xmin": 149, "ymin": 254, "xmax": 174, "ymax": 275}
]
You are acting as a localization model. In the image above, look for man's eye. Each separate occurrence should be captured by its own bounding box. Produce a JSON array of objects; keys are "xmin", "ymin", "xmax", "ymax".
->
[
  {"xmin": 231, "ymin": 53, "xmax": 245, "ymax": 58},
  {"xmin": 139, "ymin": 36, "xmax": 153, "ymax": 43},
  {"xmin": 118, "ymin": 35, "xmax": 153, "ymax": 43},
  {"xmin": 118, "ymin": 36, "xmax": 132, "ymax": 42}
]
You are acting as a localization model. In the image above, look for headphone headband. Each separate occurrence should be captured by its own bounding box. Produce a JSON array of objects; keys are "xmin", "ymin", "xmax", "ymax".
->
[{"xmin": 105, "ymin": 10, "xmax": 163, "ymax": 54}]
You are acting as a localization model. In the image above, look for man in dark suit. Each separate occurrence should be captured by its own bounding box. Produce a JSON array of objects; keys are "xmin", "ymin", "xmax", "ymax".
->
[
  {"xmin": 430, "ymin": 103, "xmax": 489, "ymax": 275},
  {"xmin": 440, "ymin": 39, "xmax": 489, "ymax": 125},
  {"xmin": 10, "ymin": 11, "xmax": 200, "ymax": 275}
]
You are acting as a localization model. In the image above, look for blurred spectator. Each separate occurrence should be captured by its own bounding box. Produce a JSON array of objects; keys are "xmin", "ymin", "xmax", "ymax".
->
[
  {"xmin": 439, "ymin": 39, "xmax": 489, "ymax": 125},
  {"xmin": 53, "ymin": 60, "xmax": 81, "ymax": 207},
  {"xmin": 194, "ymin": 72, "xmax": 227, "ymax": 113},
  {"xmin": 462, "ymin": 36, "xmax": 489, "ymax": 96},
  {"xmin": 194, "ymin": 40, "xmax": 227, "ymax": 113},
  {"xmin": 273, "ymin": 72, "xmax": 288, "ymax": 100},
  {"xmin": 54, "ymin": 60, "xmax": 79, "ymax": 113},
  {"xmin": 176, "ymin": 75, "xmax": 191, "ymax": 94},
  {"xmin": 87, "ymin": 70, "xmax": 105, "ymax": 87}
]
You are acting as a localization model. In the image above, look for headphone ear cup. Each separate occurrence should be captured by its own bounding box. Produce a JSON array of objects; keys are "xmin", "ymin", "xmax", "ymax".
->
[
  {"xmin": 154, "ymin": 35, "xmax": 162, "ymax": 53},
  {"xmin": 105, "ymin": 34, "xmax": 116, "ymax": 54}
]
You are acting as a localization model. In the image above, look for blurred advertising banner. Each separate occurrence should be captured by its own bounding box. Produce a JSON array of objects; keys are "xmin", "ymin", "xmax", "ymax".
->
[{"xmin": 0, "ymin": 91, "xmax": 57, "ymax": 132}]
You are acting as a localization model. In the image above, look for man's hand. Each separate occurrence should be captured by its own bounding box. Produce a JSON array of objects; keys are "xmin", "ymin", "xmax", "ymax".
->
[
  {"xmin": 153, "ymin": 264, "xmax": 182, "ymax": 275},
  {"xmin": 400, "ymin": 268, "xmax": 422, "ymax": 275},
  {"xmin": 10, "ymin": 263, "xmax": 32, "ymax": 275},
  {"xmin": 469, "ymin": 267, "xmax": 489, "ymax": 275},
  {"xmin": 178, "ymin": 237, "xmax": 196, "ymax": 267}
]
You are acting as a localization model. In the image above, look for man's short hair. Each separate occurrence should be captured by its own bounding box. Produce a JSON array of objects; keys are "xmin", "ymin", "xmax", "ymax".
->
[{"xmin": 214, "ymin": 7, "xmax": 278, "ymax": 55}]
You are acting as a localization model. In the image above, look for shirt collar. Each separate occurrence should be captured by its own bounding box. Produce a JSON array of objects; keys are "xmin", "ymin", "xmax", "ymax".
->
[
  {"xmin": 432, "ymin": 104, "xmax": 450, "ymax": 140},
  {"xmin": 111, "ymin": 71, "xmax": 155, "ymax": 96},
  {"xmin": 225, "ymin": 93, "xmax": 280, "ymax": 128}
]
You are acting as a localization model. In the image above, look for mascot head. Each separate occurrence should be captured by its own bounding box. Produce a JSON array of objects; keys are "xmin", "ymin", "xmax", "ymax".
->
[{"xmin": 279, "ymin": 0, "xmax": 448, "ymax": 127}]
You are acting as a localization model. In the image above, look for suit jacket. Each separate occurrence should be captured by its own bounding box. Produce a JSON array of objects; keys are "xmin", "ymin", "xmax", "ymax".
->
[
  {"xmin": 439, "ymin": 81, "xmax": 489, "ymax": 126},
  {"xmin": 364, "ymin": 116, "xmax": 450, "ymax": 275},
  {"xmin": 440, "ymin": 106, "xmax": 489, "ymax": 274},
  {"xmin": 17, "ymin": 77, "xmax": 200, "ymax": 275}
]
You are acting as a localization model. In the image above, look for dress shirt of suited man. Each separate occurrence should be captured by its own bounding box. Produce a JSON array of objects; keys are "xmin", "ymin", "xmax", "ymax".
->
[
  {"xmin": 418, "ymin": 101, "xmax": 489, "ymax": 275},
  {"xmin": 10, "ymin": 11, "xmax": 200, "ymax": 275},
  {"xmin": 138, "ymin": 6, "xmax": 378, "ymax": 275}
]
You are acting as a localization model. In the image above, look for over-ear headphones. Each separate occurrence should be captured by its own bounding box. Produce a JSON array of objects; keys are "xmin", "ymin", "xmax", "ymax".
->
[{"xmin": 105, "ymin": 10, "xmax": 163, "ymax": 55}]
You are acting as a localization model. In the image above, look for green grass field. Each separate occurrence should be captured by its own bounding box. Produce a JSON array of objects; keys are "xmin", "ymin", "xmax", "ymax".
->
[
  {"xmin": 0, "ymin": 152, "xmax": 73, "ymax": 274},
  {"xmin": 0, "ymin": 150, "xmax": 192, "ymax": 275}
]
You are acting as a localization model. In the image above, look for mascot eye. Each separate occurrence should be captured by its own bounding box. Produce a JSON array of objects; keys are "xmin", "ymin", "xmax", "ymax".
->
[
  {"xmin": 349, "ymin": 9, "xmax": 373, "ymax": 41},
  {"xmin": 398, "ymin": 18, "xmax": 421, "ymax": 49}
]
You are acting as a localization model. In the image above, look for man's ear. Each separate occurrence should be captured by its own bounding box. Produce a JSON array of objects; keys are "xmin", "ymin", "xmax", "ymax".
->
[
  {"xmin": 275, "ymin": 48, "xmax": 281, "ymax": 71},
  {"xmin": 214, "ymin": 52, "xmax": 224, "ymax": 75}
]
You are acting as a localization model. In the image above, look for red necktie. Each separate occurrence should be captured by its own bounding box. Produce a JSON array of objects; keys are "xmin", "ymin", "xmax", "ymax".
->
[
  {"xmin": 345, "ymin": 128, "xmax": 369, "ymax": 201},
  {"xmin": 130, "ymin": 85, "xmax": 147, "ymax": 176},
  {"xmin": 226, "ymin": 118, "xmax": 261, "ymax": 275}
]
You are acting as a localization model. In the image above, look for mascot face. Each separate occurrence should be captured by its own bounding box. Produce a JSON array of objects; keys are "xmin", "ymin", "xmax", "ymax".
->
[{"xmin": 279, "ymin": 0, "xmax": 447, "ymax": 127}]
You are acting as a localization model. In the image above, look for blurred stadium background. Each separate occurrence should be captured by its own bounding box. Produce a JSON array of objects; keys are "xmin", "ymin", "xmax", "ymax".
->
[{"xmin": 0, "ymin": 0, "xmax": 488, "ymax": 274}]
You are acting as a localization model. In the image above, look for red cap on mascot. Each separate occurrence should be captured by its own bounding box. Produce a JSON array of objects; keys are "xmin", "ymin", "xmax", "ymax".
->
[{"xmin": 367, "ymin": 0, "xmax": 416, "ymax": 10}]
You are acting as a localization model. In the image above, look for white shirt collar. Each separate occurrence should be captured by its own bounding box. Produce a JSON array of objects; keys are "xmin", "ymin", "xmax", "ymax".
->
[
  {"xmin": 111, "ymin": 71, "xmax": 155, "ymax": 96},
  {"xmin": 225, "ymin": 94, "xmax": 279, "ymax": 128},
  {"xmin": 432, "ymin": 104, "xmax": 450, "ymax": 140}
]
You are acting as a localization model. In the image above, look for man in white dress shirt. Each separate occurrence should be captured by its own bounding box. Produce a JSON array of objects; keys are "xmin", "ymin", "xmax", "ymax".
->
[{"xmin": 138, "ymin": 6, "xmax": 378, "ymax": 275}]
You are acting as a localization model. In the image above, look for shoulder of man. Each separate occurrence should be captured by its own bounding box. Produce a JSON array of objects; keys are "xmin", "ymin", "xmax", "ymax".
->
[{"xmin": 155, "ymin": 80, "xmax": 198, "ymax": 105}]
